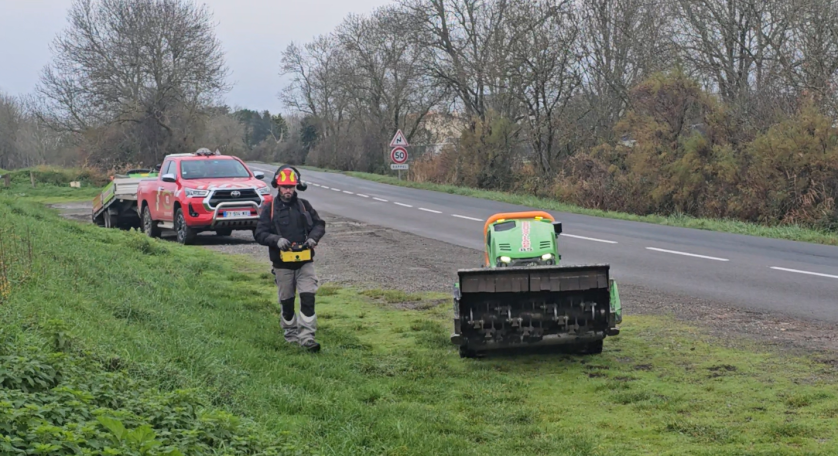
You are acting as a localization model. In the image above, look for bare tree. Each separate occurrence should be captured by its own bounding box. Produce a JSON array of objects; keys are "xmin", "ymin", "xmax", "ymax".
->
[
  {"xmin": 400, "ymin": 0, "xmax": 522, "ymax": 121},
  {"xmin": 507, "ymin": 0, "xmax": 581, "ymax": 173},
  {"xmin": 578, "ymin": 0, "xmax": 675, "ymax": 139},
  {"xmin": 280, "ymin": 35, "xmax": 351, "ymax": 145},
  {"xmin": 35, "ymin": 0, "xmax": 229, "ymax": 163},
  {"xmin": 335, "ymin": 7, "xmax": 450, "ymax": 161},
  {"xmin": 779, "ymin": 0, "xmax": 838, "ymax": 114},
  {"xmin": 0, "ymin": 92, "xmax": 21, "ymax": 170},
  {"xmin": 674, "ymin": 0, "xmax": 796, "ymax": 104},
  {"xmin": 195, "ymin": 112, "xmax": 248, "ymax": 156}
]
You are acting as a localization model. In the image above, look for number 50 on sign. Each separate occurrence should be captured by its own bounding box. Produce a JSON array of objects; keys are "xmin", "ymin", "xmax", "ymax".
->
[{"xmin": 390, "ymin": 146, "xmax": 408, "ymax": 164}]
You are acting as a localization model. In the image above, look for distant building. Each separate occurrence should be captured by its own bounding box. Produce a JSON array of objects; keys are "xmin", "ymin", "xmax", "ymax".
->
[{"xmin": 416, "ymin": 110, "xmax": 468, "ymax": 155}]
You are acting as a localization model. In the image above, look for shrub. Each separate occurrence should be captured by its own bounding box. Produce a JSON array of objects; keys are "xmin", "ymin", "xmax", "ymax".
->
[{"xmin": 0, "ymin": 321, "xmax": 306, "ymax": 456}]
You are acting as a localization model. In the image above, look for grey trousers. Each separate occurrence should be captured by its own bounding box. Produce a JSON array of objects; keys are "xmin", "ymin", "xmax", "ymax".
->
[
  {"xmin": 274, "ymin": 262, "xmax": 319, "ymax": 343},
  {"xmin": 274, "ymin": 262, "xmax": 319, "ymax": 300}
]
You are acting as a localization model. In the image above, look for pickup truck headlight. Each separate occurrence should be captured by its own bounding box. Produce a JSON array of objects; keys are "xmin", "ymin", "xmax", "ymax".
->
[
  {"xmin": 184, "ymin": 188, "xmax": 209, "ymax": 198},
  {"xmin": 257, "ymin": 187, "xmax": 271, "ymax": 195}
]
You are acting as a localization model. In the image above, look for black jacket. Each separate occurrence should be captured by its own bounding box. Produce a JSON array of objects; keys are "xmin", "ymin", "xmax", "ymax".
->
[{"xmin": 254, "ymin": 194, "xmax": 326, "ymax": 269}]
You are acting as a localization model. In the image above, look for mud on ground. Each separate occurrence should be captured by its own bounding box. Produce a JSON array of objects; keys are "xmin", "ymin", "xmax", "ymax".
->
[{"xmin": 54, "ymin": 203, "xmax": 838, "ymax": 357}]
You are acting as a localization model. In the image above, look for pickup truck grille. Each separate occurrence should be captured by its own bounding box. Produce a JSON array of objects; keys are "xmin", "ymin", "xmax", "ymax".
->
[{"xmin": 208, "ymin": 189, "xmax": 261, "ymax": 208}]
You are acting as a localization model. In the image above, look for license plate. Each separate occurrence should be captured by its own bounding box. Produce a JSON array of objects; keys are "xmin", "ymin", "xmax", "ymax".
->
[{"xmin": 222, "ymin": 210, "xmax": 251, "ymax": 218}]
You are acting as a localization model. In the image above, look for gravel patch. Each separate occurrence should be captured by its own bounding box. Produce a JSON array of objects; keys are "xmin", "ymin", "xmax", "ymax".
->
[
  {"xmin": 202, "ymin": 212, "xmax": 483, "ymax": 295},
  {"xmin": 50, "ymin": 202, "xmax": 93, "ymax": 223},
  {"xmin": 53, "ymin": 202, "xmax": 838, "ymax": 357}
]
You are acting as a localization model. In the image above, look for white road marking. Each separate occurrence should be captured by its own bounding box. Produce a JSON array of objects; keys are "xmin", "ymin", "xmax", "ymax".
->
[
  {"xmin": 357, "ymin": 194, "xmax": 369, "ymax": 198},
  {"xmin": 331, "ymin": 188, "xmax": 341, "ymax": 192},
  {"xmin": 561, "ymin": 234, "xmax": 618, "ymax": 244},
  {"xmin": 770, "ymin": 267, "xmax": 838, "ymax": 280},
  {"xmin": 373, "ymin": 197, "xmax": 388, "ymax": 202},
  {"xmin": 312, "ymin": 183, "xmax": 321, "ymax": 187},
  {"xmin": 419, "ymin": 208, "xmax": 442, "ymax": 214},
  {"xmin": 452, "ymin": 214, "xmax": 483, "ymax": 222},
  {"xmin": 394, "ymin": 202, "xmax": 413, "ymax": 208},
  {"xmin": 322, "ymin": 186, "xmax": 330, "ymax": 189},
  {"xmin": 343, "ymin": 190, "xmax": 354, "ymax": 194},
  {"xmin": 646, "ymin": 247, "xmax": 729, "ymax": 262}
]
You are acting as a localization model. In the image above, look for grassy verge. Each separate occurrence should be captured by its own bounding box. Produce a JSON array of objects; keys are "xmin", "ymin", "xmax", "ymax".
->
[
  {"xmin": 0, "ymin": 165, "xmax": 104, "ymax": 204},
  {"xmin": 0, "ymin": 182, "xmax": 100, "ymax": 204},
  {"xmin": 2, "ymin": 197, "xmax": 838, "ymax": 455},
  {"xmin": 272, "ymin": 162, "xmax": 838, "ymax": 245}
]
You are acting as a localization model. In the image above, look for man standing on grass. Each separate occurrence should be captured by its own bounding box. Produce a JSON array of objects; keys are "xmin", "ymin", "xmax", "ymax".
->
[{"xmin": 255, "ymin": 167, "xmax": 326, "ymax": 352}]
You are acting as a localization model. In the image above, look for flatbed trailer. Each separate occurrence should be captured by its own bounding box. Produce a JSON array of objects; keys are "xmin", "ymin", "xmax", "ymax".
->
[{"xmin": 92, "ymin": 169, "xmax": 158, "ymax": 229}]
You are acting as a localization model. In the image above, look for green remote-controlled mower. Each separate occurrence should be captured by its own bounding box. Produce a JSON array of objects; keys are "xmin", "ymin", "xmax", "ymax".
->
[{"xmin": 451, "ymin": 211, "xmax": 622, "ymax": 358}]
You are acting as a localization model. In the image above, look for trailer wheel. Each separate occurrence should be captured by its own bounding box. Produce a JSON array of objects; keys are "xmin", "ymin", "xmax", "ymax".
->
[
  {"xmin": 175, "ymin": 209, "xmax": 197, "ymax": 245},
  {"xmin": 142, "ymin": 206, "xmax": 160, "ymax": 238}
]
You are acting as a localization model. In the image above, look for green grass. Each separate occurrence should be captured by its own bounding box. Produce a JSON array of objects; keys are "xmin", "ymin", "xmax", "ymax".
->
[
  {"xmin": 0, "ymin": 182, "xmax": 100, "ymax": 204},
  {"xmin": 2, "ymin": 197, "xmax": 838, "ymax": 455},
  {"xmin": 275, "ymin": 163, "xmax": 838, "ymax": 245},
  {"xmin": 0, "ymin": 165, "xmax": 105, "ymax": 204}
]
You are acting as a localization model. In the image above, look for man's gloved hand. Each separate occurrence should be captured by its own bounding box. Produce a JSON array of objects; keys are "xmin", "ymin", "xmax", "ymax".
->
[
  {"xmin": 276, "ymin": 238, "xmax": 290, "ymax": 250},
  {"xmin": 303, "ymin": 238, "xmax": 317, "ymax": 248}
]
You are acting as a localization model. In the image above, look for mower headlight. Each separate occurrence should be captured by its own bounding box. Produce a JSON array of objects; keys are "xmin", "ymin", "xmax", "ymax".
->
[
  {"xmin": 499, "ymin": 256, "xmax": 511, "ymax": 263},
  {"xmin": 257, "ymin": 186, "xmax": 271, "ymax": 195},
  {"xmin": 184, "ymin": 188, "xmax": 209, "ymax": 198},
  {"xmin": 541, "ymin": 253, "xmax": 554, "ymax": 261}
]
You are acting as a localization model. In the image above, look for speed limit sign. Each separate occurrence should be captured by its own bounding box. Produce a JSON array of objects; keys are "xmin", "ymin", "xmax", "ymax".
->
[{"xmin": 390, "ymin": 146, "xmax": 408, "ymax": 164}]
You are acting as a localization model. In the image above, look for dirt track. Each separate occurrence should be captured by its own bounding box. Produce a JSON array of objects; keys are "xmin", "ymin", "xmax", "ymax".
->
[{"xmin": 55, "ymin": 203, "xmax": 838, "ymax": 356}]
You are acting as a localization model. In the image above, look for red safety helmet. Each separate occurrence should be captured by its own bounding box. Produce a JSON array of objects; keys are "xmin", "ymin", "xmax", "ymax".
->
[
  {"xmin": 270, "ymin": 165, "xmax": 307, "ymax": 191},
  {"xmin": 275, "ymin": 168, "xmax": 298, "ymax": 187}
]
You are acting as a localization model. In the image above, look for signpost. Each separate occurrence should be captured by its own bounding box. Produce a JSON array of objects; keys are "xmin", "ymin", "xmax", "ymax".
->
[{"xmin": 389, "ymin": 130, "xmax": 410, "ymax": 180}]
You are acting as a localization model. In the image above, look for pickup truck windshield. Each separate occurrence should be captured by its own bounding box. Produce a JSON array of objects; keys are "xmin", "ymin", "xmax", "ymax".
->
[{"xmin": 180, "ymin": 159, "xmax": 251, "ymax": 179}]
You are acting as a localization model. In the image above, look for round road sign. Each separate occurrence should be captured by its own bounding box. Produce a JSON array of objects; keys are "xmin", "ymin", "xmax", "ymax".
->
[{"xmin": 390, "ymin": 146, "xmax": 408, "ymax": 164}]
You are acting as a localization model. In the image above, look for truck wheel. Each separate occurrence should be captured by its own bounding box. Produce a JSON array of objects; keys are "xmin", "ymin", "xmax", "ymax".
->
[
  {"xmin": 175, "ymin": 208, "xmax": 197, "ymax": 245},
  {"xmin": 142, "ymin": 206, "xmax": 160, "ymax": 238}
]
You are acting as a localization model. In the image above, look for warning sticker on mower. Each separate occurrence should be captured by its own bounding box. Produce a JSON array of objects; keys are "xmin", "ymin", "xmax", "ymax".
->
[{"xmin": 520, "ymin": 221, "xmax": 533, "ymax": 251}]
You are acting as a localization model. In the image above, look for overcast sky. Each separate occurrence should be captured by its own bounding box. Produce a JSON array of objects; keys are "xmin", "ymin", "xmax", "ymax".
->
[{"xmin": 0, "ymin": 0, "xmax": 394, "ymax": 114}]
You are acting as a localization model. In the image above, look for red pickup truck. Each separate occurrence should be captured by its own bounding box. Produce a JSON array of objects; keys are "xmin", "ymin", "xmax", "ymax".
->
[{"xmin": 136, "ymin": 149, "xmax": 273, "ymax": 244}]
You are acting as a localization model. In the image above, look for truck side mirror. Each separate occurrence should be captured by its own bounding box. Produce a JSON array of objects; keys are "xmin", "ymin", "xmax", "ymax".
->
[
  {"xmin": 553, "ymin": 221, "xmax": 562, "ymax": 236},
  {"xmin": 161, "ymin": 173, "xmax": 177, "ymax": 183},
  {"xmin": 254, "ymin": 171, "xmax": 265, "ymax": 180}
]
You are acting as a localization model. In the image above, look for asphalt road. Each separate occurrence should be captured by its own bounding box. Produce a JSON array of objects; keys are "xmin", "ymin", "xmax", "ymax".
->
[{"xmin": 250, "ymin": 163, "xmax": 838, "ymax": 323}]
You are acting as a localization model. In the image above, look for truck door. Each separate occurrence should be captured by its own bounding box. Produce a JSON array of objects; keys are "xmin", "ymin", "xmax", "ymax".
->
[{"xmin": 158, "ymin": 160, "xmax": 178, "ymax": 222}]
